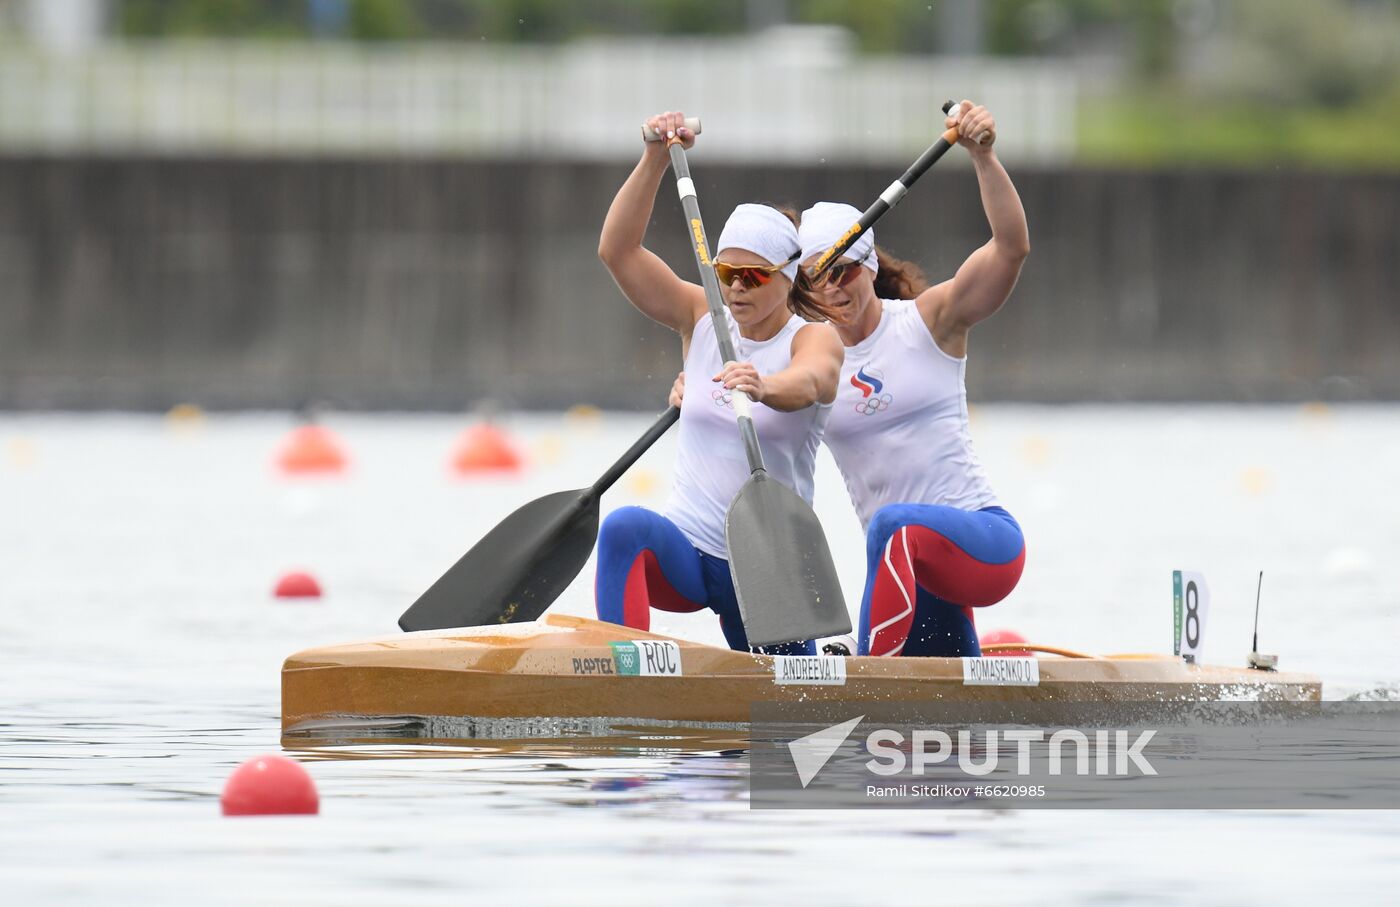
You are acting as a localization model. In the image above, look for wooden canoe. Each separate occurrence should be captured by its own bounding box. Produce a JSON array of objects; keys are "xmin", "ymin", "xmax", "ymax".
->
[{"xmin": 281, "ymin": 614, "xmax": 1321, "ymax": 740}]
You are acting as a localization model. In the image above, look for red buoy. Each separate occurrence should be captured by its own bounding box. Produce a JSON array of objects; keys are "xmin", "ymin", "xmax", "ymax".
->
[
  {"xmin": 980, "ymin": 628, "xmax": 1032, "ymax": 658},
  {"xmin": 221, "ymin": 754, "xmax": 319, "ymax": 816},
  {"xmin": 450, "ymin": 423, "xmax": 524, "ymax": 475},
  {"xmin": 274, "ymin": 571, "xmax": 323, "ymax": 599},
  {"xmin": 276, "ymin": 425, "xmax": 349, "ymax": 475}
]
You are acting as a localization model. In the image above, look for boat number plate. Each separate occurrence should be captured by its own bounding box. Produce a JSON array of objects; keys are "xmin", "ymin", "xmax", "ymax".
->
[
  {"xmin": 608, "ymin": 641, "xmax": 683, "ymax": 676},
  {"xmin": 961, "ymin": 657, "xmax": 1040, "ymax": 686},
  {"xmin": 772, "ymin": 655, "xmax": 848, "ymax": 685}
]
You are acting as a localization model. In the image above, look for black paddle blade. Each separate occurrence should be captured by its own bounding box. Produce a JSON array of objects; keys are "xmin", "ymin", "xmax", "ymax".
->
[
  {"xmin": 398, "ymin": 489, "xmax": 600, "ymax": 631},
  {"xmin": 725, "ymin": 472, "xmax": 851, "ymax": 646}
]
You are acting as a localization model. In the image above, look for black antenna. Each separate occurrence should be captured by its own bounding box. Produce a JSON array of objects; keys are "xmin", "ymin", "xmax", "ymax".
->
[
  {"xmin": 1251, "ymin": 570, "xmax": 1263, "ymax": 654},
  {"xmin": 1247, "ymin": 570, "xmax": 1277, "ymax": 671}
]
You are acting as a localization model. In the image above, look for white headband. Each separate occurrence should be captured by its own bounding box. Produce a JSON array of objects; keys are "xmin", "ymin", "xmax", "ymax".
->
[
  {"xmin": 715, "ymin": 204, "xmax": 800, "ymax": 282},
  {"xmin": 799, "ymin": 202, "xmax": 878, "ymax": 278}
]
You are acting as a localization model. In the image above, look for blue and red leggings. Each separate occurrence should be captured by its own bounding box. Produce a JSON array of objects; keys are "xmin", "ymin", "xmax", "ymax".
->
[
  {"xmin": 858, "ymin": 504, "xmax": 1024, "ymax": 656},
  {"xmin": 594, "ymin": 506, "xmax": 815, "ymax": 656},
  {"xmin": 596, "ymin": 503, "xmax": 1023, "ymax": 658}
]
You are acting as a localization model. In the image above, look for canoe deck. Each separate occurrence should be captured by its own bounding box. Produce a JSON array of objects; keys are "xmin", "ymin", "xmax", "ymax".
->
[{"xmin": 281, "ymin": 614, "xmax": 1320, "ymax": 738}]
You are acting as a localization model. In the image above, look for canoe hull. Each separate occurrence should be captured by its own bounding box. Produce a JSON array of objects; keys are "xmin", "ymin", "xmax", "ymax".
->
[{"xmin": 281, "ymin": 614, "xmax": 1321, "ymax": 738}]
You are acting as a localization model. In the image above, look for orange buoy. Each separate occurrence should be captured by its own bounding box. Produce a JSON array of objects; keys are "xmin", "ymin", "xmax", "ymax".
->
[
  {"xmin": 980, "ymin": 628, "xmax": 1032, "ymax": 658},
  {"xmin": 221, "ymin": 754, "xmax": 319, "ymax": 816},
  {"xmin": 275, "ymin": 425, "xmax": 348, "ymax": 475},
  {"xmin": 274, "ymin": 571, "xmax": 323, "ymax": 599},
  {"xmin": 450, "ymin": 422, "xmax": 524, "ymax": 475}
]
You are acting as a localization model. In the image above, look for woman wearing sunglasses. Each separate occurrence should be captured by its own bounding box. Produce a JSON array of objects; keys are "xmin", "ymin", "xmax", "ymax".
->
[
  {"xmin": 593, "ymin": 111, "xmax": 844, "ymax": 655},
  {"xmin": 801, "ymin": 101, "xmax": 1030, "ymax": 658}
]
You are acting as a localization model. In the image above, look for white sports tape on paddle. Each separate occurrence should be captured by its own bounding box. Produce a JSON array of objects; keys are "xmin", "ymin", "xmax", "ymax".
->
[
  {"xmin": 731, "ymin": 389, "xmax": 753, "ymax": 419},
  {"xmin": 879, "ymin": 181, "xmax": 907, "ymax": 206},
  {"xmin": 676, "ymin": 177, "xmax": 696, "ymax": 201}
]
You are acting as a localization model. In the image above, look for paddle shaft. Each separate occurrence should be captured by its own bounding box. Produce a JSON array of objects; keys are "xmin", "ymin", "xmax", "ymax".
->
[
  {"xmin": 517, "ymin": 405, "xmax": 680, "ymax": 553},
  {"xmin": 591, "ymin": 405, "xmax": 680, "ymax": 496},
  {"xmin": 665, "ymin": 140, "xmax": 766, "ymax": 473},
  {"xmin": 397, "ymin": 406, "xmax": 681, "ymax": 631},
  {"xmin": 523, "ymin": 404, "xmax": 682, "ymax": 536},
  {"xmin": 492, "ymin": 405, "xmax": 681, "ymax": 543},
  {"xmin": 807, "ymin": 99, "xmax": 961, "ymax": 281}
]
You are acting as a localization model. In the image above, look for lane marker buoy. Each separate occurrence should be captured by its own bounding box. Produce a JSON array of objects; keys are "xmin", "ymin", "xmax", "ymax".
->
[
  {"xmin": 450, "ymin": 423, "xmax": 524, "ymax": 475},
  {"xmin": 276, "ymin": 425, "xmax": 349, "ymax": 475},
  {"xmin": 980, "ymin": 628, "xmax": 1032, "ymax": 658},
  {"xmin": 221, "ymin": 754, "xmax": 319, "ymax": 816},
  {"xmin": 274, "ymin": 571, "xmax": 323, "ymax": 599}
]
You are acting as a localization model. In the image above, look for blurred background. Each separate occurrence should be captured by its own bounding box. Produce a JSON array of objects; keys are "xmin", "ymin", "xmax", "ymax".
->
[
  {"xmin": 0, "ymin": 0, "xmax": 1397, "ymax": 409},
  {"xmin": 3, "ymin": 11, "xmax": 1397, "ymax": 898}
]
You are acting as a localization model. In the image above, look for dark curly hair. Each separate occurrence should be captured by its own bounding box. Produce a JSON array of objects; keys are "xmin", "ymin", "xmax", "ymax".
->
[{"xmin": 872, "ymin": 247, "xmax": 930, "ymax": 299}]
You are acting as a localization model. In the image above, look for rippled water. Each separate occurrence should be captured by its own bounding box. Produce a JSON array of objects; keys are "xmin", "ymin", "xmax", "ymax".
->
[{"xmin": 3, "ymin": 407, "xmax": 1398, "ymax": 904}]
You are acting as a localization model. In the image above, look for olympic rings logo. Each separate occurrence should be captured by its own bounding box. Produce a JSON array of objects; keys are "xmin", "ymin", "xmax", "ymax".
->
[
  {"xmin": 853, "ymin": 393, "xmax": 893, "ymax": 416},
  {"xmin": 711, "ymin": 388, "xmax": 734, "ymax": 408}
]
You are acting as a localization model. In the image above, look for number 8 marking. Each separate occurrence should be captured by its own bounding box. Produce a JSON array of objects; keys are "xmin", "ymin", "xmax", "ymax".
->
[{"xmin": 1185, "ymin": 581, "xmax": 1200, "ymax": 649}]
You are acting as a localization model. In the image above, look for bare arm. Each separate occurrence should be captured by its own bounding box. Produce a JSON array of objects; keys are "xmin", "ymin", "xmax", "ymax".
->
[
  {"xmin": 715, "ymin": 323, "xmax": 844, "ymax": 412},
  {"xmin": 597, "ymin": 112, "xmax": 707, "ymax": 335},
  {"xmin": 916, "ymin": 102, "xmax": 1030, "ymax": 353}
]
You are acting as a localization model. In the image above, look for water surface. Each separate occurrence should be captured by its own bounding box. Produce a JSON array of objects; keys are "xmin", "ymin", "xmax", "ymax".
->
[{"xmin": 3, "ymin": 407, "xmax": 1397, "ymax": 904}]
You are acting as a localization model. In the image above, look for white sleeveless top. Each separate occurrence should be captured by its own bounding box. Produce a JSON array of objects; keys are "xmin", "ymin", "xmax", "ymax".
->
[
  {"xmin": 823, "ymin": 298, "xmax": 998, "ymax": 529},
  {"xmin": 665, "ymin": 312, "xmax": 833, "ymax": 558}
]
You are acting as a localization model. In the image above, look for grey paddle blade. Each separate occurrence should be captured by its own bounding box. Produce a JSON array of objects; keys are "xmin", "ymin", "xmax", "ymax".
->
[
  {"xmin": 398, "ymin": 489, "xmax": 600, "ymax": 631},
  {"xmin": 725, "ymin": 471, "xmax": 851, "ymax": 646}
]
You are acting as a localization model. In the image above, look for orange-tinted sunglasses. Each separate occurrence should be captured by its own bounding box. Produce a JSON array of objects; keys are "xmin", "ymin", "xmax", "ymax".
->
[
  {"xmin": 805, "ymin": 249, "xmax": 873, "ymax": 289},
  {"xmin": 714, "ymin": 254, "xmax": 797, "ymax": 290}
]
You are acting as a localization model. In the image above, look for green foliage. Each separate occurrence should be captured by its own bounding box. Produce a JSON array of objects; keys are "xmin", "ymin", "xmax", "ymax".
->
[
  {"xmin": 1216, "ymin": 0, "xmax": 1399, "ymax": 107},
  {"xmin": 1130, "ymin": 0, "xmax": 1173, "ymax": 78},
  {"xmin": 653, "ymin": 0, "xmax": 747, "ymax": 36},
  {"xmin": 103, "ymin": 0, "xmax": 1400, "ymax": 166},
  {"xmin": 792, "ymin": 0, "xmax": 936, "ymax": 53},
  {"xmin": 117, "ymin": 0, "xmax": 303, "ymax": 38},
  {"xmin": 478, "ymin": 0, "xmax": 578, "ymax": 42},
  {"xmin": 1077, "ymin": 90, "xmax": 1400, "ymax": 169},
  {"xmin": 348, "ymin": 0, "xmax": 422, "ymax": 41}
]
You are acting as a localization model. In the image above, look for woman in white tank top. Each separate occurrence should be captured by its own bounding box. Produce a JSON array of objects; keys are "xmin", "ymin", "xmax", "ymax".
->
[
  {"xmin": 672, "ymin": 101, "xmax": 1030, "ymax": 658},
  {"xmin": 801, "ymin": 101, "xmax": 1031, "ymax": 658},
  {"xmin": 594, "ymin": 111, "xmax": 844, "ymax": 655}
]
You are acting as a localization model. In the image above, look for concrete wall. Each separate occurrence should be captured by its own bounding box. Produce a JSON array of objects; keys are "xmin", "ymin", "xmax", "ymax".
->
[{"xmin": 1, "ymin": 156, "xmax": 1396, "ymax": 409}]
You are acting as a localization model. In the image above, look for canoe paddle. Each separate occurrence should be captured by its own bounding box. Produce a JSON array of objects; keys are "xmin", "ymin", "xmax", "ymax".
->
[
  {"xmin": 662, "ymin": 135, "xmax": 851, "ymax": 647},
  {"xmin": 398, "ymin": 406, "xmax": 680, "ymax": 631},
  {"xmin": 807, "ymin": 100, "xmax": 987, "ymax": 281}
]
